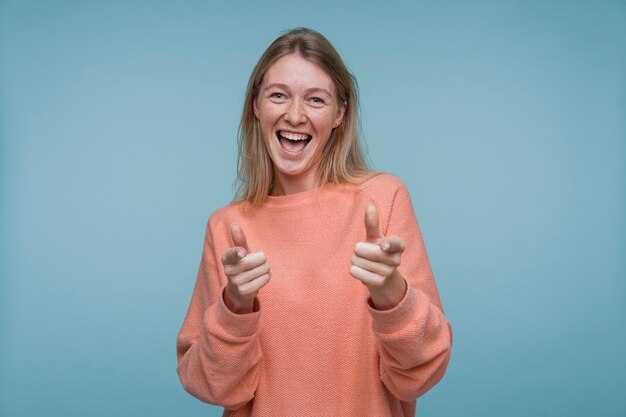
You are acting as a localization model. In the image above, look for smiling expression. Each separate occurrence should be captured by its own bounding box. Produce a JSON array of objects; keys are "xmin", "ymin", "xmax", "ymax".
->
[{"xmin": 253, "ymin": 54, "xmax": 346, "ymax": 195}]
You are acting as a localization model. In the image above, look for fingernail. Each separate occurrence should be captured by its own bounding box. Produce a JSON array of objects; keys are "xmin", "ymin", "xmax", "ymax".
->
[
  {"xmin": 237, "ymin": 250, "xmax": 245, "ymax": 258},
  {"xmin": 382, "ymin": 243, "xmax": 390, "ymax": 251}
]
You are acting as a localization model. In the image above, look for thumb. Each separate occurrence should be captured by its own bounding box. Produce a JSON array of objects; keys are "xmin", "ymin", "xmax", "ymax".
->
[
  {"xmin": 364, "ymin": 203, "xmax": 383, "ymax": 243},
  {"xmin": 230, "ymin": 223, "xmax": 250, "ymax": 254}
]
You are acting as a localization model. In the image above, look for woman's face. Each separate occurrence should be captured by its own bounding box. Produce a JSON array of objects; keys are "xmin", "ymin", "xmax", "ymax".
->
[{"xmin": 253, "ymin": 54, "xmax": 346, "ymax": 194}]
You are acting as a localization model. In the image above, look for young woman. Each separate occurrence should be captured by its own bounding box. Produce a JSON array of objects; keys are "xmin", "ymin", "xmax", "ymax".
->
[{"xmin": 176, "ymin": 27, "xmax": 452, "ymax": 417}]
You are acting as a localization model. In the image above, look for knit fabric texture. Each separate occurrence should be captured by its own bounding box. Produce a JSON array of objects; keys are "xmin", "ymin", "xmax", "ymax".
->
[{"xmin": 176, "ymin": 173, "xmax": 452, "ymax": 417}]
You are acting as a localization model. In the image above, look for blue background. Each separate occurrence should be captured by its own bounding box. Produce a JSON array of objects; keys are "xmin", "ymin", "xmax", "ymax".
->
[{"xmin": 1, "ymin": 1, "xmax": 624, "ymax": 416}]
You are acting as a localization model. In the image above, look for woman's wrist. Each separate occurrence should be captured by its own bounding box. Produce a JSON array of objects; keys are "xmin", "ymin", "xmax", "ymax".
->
[
  {"xmin": 223, "ymin": 287, "xmax": 256, "ymax": 314},
  {"xmin": 368, "ymin": 271, "xmax": 407, "ymax": 310}
]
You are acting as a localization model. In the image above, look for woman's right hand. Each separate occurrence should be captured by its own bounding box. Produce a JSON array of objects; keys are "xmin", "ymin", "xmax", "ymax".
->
[{"xmin": 221, "ymin": 223, "xmax": 271, "ymax": 314}]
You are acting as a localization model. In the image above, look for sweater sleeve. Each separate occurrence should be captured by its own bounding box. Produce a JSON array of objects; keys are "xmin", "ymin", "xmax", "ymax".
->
[
  {"xmin": 366, "ymin": 182, "xmax": 453, "ymax": 401},
  {"xmin": 176, "ymin": 219, "xmax": 262, "ymax": 410}
]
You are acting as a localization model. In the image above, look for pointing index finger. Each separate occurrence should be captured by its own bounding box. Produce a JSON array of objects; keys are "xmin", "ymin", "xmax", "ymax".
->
[
  {"xmin": 365, "ymin": 203, "xmax": 383, "ymax": 243},
  {"xmin": 230, "ymin": 223, "xmax": 250, "ymax": 252},
  {"xmin": 221, "ymin": 223, "xmax": 251, "ymax": 266},
  {"xmin": 379, "ymin": 236, "xmax": 405, "ymax": 253},
  {"xmin": 221, "ymin": 247, "xmax": 245, "ymax": 265}
]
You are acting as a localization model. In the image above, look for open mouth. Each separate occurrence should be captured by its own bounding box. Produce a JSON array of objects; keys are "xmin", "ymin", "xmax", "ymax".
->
[{"xmin": 276, "ymin": 131, "xmax": 312, "ymax": 153}]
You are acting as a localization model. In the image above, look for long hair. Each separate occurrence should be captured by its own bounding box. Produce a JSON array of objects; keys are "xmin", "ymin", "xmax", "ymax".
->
[{"xmin": 234, "ymin": 27, "xmax": 374, "ymax": 207}]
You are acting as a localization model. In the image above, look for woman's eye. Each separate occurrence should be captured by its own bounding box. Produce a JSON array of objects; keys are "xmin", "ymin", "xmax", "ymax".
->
[
  {"xmin": 309, "ymin": 97, "xmax": 324, "ymax": 105},
  {"xmin": 270, "ymin": 92, "xmax": 285, "ymax": 100}
]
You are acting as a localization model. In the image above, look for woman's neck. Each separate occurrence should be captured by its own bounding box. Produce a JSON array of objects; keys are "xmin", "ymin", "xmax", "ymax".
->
[{"xmin": 271, "ymin": 170, "xmax": 317, "ymax": 196}]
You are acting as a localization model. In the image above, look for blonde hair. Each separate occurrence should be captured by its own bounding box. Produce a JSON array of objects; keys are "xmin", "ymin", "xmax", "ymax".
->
[{"xmin": 234, "ymin": 27, "xmax": 374, "ymax": 207}]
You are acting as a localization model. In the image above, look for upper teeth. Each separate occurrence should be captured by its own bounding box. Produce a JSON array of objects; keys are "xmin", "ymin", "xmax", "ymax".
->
[{"xmin": 280, "ymin": 131, "xmax": 309, "ymax": 141}]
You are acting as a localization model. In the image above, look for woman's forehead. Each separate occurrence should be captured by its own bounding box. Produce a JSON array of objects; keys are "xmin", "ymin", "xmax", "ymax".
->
[{"xmin": 262, "ymin": 54, "xmax": 336, "ymax": 94}]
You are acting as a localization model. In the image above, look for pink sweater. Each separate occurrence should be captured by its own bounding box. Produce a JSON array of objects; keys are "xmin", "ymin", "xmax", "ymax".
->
[{"xmin": 176, "ymin": 173, "xmax": 452, "ymax": 416}]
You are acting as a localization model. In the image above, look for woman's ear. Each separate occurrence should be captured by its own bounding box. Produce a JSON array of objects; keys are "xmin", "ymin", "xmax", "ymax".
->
[
  {"xmin": 333, "ymin": 100, "xmax": 347, "ymax": 128},
  {"xmin": 253, "ymin": 98, "xmax": 259, "ymax": 119}
]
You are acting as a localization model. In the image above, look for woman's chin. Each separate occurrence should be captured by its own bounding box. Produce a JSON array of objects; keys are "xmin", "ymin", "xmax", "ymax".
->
[{"xmin": 275, "ymin": 165, "xmax": 307, "ymax": 179}]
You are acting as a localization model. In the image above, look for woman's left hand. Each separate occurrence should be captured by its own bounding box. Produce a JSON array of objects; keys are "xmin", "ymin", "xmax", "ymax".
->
[{"xmin": 350, "ymin": 203, "xmax": 408, "ymax": 310}]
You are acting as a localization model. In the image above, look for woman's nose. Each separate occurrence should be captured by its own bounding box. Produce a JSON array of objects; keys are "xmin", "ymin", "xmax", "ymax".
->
[{"xmin": 284, "ymin": 100, "xmax": 307, "ymax": 125}]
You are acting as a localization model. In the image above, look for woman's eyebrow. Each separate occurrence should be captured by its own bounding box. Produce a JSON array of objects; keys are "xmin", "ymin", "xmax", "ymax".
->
[
  {"xmin": 264, "ymin": 83, "xmax": 332, "ymax": 97},
  {"xmin": 264, "ymin": 83, "xmax": 289, "ymax": 91},
  {"xmin": 305, "ymin": 87, "xmax": 332, "ymax": 97}
]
